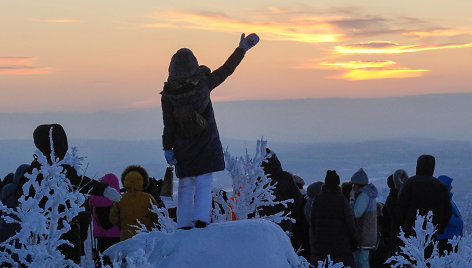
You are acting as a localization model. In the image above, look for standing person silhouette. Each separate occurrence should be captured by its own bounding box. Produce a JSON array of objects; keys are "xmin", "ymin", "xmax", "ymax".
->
[{"xmin": 161, "ymin": 33, "xmax": 259, "ymax": 229}]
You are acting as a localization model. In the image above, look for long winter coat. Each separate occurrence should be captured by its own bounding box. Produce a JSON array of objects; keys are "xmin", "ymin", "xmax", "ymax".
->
[
  {"xmin": 310, "ymin": 184, "xmax": 358, "ymax": 266},
  {"xmin": 352, "ymin": 183, "xmax": 378, "ymax": 249},
  {"xmin": 161, "ymin": 48, "xmax": 246, "ymax": 178},
  {"xmin": 109, "ymin": 172, "xmax": 159, "ymax": 241},
  {"xmin": 382, "ymin": 176, "xmax": 397, "ymax": 245},
  {"xmin": 395, "ymin": 175, "xmax": 452, "ymax": 239},
  {"xmin": 89, "ymin": 174, "xmax": 121, "ymax": 238}
]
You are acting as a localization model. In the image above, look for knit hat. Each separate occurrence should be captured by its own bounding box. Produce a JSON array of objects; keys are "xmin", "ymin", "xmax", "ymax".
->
[
  {"xmin": 33, "ymin": 124, "xmax": 68, "ymax": 161},
  {"xmin": 416, "ymin": 155, "xmax": 435, "ymax": 176},
  {"xmin": 325, "ymin": 170, "xmax": 340, "ymax": 185},
  {"xmin": 168, "ymin": 48, "xmax": 199, "ymax": 80},
  {"xmin": 351, "ymin": 168, "xmax": 368, "ymax": 185}
]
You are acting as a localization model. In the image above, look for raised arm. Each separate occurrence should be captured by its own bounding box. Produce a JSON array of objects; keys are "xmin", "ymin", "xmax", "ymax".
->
[{"xmin": 208, "ymin": 33, "xmax": 259, "ymax": 90}]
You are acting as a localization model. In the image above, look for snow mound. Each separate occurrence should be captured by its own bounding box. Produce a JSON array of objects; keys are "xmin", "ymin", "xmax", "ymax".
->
[{"xmin": 104, "ymin": 219, "xmax": 300, "ymax": 268}]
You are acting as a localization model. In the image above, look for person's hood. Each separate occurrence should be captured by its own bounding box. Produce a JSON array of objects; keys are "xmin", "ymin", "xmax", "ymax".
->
[
  {"xmin": 121, "ymin": 165, "xmax": 149, "ymax": 191},
  {"xmin": 124, "ymin": 171, "xmax": 144, "ymax": 192},
  {"xmin": 13, "ymin": 164, "xmax": 29, "ymax": 185},
  {"xmin": 387, "ymin": 174, "xmax": 394, "ymax": 189},
  {"xmin": 100, "ymin": 173, "xmax": 120, "ymax": 192},
  {"xmin": 360, "ymin": 183, "xmax": 378, "ymax": 199},
  {"xmin": 438, "ymin": 175, "xmax": 454, "ymax": 198},
  {"xmin": 33, "ymin": 124, "xmax": 68, "ymax": 161},
  {"xmin": 307, "ymin": 181, "xmax": 324, "ymax": 198},
  {"xmin": 416, "ymin": 154, "xmax": 435, "ymax": 176},
  {"xmin": 168, "ymin": 48, "xmax": 199, "ymax": 80},
  {"xmin": 261, "ymin": 148, "xmax": 283, "ymax": 177}
]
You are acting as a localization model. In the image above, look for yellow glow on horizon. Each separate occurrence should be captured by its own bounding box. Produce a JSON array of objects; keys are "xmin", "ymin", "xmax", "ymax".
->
[
  {"xmin": 143, "ymin": 11, "xmax": 344, "ymax": 43},
  {"xmin": 335, "ymin": 41, "xmax": 472, "ymax": 54},
  {"xmin": 32, "ymin": 19, "xmax": 81, "ymax": 23},
  {"xmin": 341, "ymin": 68, "xmax": 429, "ymax": 80},
  {"xmin": 320, "ymin": 60, "xmax": 397, "ymax": 69}
]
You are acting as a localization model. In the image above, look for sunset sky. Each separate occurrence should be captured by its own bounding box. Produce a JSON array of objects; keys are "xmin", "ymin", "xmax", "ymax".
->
[{"xmin": 1, "ymin": 0, "xmax": 471, "ymax": 113}]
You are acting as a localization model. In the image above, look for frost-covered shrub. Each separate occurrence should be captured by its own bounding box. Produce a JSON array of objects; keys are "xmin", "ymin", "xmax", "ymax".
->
[
  {"xmin": 387, "ymin": 210, "xmax": 472, "ymax": 268},
  {"xmin": 0, "ymin": 144, "xmax": 85, "ymax": 267},
  {"xmin": 212, "ymin": 139, "xmax": 293, "ymax": 225}
]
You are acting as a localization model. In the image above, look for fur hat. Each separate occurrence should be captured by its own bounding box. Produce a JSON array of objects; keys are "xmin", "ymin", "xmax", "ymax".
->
[
  {"xmin": 393, "ymin": 169, "xmax": 408, "ymax": 190},
  {"xmin": 292, "ymin": 175, "xmax": 305, "ymax": 189},
  {"xmin": 416, "ymin": 155, "xmax": 435, "ymax": 176},
  {"xmin": 325, "ymin": 170, "xmax": 340, "ymax": 185},
  {"xmin": 33, "ymin": 124, "xmax": 68, "ymax": 161},
  {"xmin": 121, "ymin": 165, "xmax": 149, "ymax": 190},
  {"xmin": 351, "ymin": 168, "xmax": 368, "ymax": 185},
  {"xmin": 168, "ymin": 48, "xmax": 199, "ymax": 80}
]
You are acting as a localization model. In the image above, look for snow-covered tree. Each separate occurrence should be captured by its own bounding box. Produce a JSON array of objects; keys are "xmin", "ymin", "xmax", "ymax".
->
[
  {"xmin": 212, "ymin": 139, "xmax": 293, "ymax": 225},
  {"xmin": 0, "ymin": 139, "xmax": 85, "ymax": 267},
  {"xmin": 387, "ymin": 210, "xmax": 472, "ymax": 267}
]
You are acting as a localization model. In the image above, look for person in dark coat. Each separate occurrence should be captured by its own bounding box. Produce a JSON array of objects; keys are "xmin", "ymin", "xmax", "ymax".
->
[
  {"xmin": 305, "ymin": 181, "xmax": 324, "ymax": 223},
  {"xmin": 161, "ymin": 33, "xmax": 259, "ymax": 229},
  {"xmin": 0, "ymin": 173, "xmax": 14, "ymax": 193},
  {"xmin": 0, "ymin": 164, "xmax": 29, "ymax": 244},
  {"xmin": 310, "ymin": 170, "xmax": 358, "ymax": 266},
  {"xmin": 258, "ymin": 148, "xmax": 307, "ymax": 256},
  {"xmin": 19, "ymin": 124, "xmax": 122, "ymax": 265},
  {"xmin": 341, "ymin": 181, "xmax": 353, "ymax": 201},
  {"xmin": 394, "ymin": 155, "xmax": 452, "ymax": 259}
]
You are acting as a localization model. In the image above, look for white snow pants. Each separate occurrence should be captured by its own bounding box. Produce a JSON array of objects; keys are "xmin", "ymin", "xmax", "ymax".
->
[{"xmin": 177, "ymin": 172, "xmax": 213, "ymax": 228}]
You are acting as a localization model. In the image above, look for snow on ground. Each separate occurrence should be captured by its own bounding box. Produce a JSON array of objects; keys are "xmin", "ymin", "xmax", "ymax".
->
[{"xmin": 104, "ymin": 219, "xmax": 300, "ymax": 268}]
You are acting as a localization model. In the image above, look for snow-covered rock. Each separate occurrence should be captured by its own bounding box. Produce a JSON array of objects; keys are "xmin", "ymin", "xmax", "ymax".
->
[{"xmin": 104, "ymin": 219, "xmax": 300, "ymax": 268}]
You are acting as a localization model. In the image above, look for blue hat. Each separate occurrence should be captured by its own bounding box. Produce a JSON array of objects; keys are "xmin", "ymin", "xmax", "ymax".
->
[{"xmin": 351, "ymin": 168, "xmax": 369, "ymax": 185}]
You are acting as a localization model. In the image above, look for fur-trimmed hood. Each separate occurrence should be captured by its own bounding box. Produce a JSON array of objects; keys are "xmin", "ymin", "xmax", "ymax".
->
[{"xmin": 121, "ymin": 165, "xmax": 149, "ymax": 191}]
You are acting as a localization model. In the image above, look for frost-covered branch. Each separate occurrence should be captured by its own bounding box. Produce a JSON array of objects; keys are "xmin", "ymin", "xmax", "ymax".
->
[
  {"xmin": 213, "ymin": 139, "xmax": 293, "ymax": 225},
  {"xmin": 0, "ymin": 143, "xmax": 86, "ymax": 267}
]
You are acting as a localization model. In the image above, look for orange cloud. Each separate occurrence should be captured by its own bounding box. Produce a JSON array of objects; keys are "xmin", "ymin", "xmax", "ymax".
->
[
  {"xmin": 402, "ymin": 29, "xmax": 472, "ymax": 38},
  {"xmin": 334, "ymin": 41, "xmax": 472, "ymax": 54},
  {"xmin": 143, "ymin": 10, "xmax": 344, "ymax": 43},
  {"xmin": 0, "ymin": 57, "xmax": 36, "ymax": 66},
  {"xmin": 0, "ymin": 67, "xmax": 52, "ymax": 75},
  {"xmin": 313, "ymin": 60, "xmax": 429, "ymax": 80},
  {"xmin": 0, "ymin": 57, "xmax": 53, "ymax": 75}
]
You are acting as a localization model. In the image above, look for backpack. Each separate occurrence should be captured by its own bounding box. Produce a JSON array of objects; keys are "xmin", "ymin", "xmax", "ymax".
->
[{"xmin": 173, "ymin": 104, "xmax": 208, "ymax": 138}]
